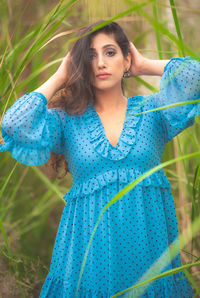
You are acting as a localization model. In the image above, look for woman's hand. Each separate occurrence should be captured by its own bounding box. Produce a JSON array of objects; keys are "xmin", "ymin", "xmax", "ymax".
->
[
  {"xmin": 54, "ymin": 52, "xmax": 71, "ymax": 84},
  {"xmin": 128, "ymin": 42, "xmax": 170, "ymax": 76},
  {"xmin": 33, "ymin": 52, "xmax": 71, "ymax": 102},
  {"xmin": 128, "ymin": 42, "xmax": 147, "ymax": 77}
]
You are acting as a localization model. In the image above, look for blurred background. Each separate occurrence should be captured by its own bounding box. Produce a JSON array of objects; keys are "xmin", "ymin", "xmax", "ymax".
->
[{"xmin": 0, "ymin": 0, "xmax": 200, "ymax": 296}]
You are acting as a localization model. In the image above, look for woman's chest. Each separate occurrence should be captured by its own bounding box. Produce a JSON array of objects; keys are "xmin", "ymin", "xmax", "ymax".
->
[{"xmin": 96, "ymin": 110, "xmax": 126, "ymax": 148}]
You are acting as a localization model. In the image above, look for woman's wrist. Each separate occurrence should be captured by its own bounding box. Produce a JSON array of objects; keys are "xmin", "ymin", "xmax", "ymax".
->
[
  {"xmin": 34, "ymin": 73, "xmax": 66, "ymax": 102},
  {"xmin": 137, "ymin": 58, "xmax": 170, "ymax": 76}
]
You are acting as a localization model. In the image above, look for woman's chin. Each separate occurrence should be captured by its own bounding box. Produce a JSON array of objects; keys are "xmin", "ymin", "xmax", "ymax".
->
[{"xmin": 93, "ymin": 81, "xmax": 121, "ymax": 92}]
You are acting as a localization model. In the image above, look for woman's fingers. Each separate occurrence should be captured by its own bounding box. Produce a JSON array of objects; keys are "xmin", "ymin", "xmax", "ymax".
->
[{"xmin": 128, "ymin": 41, "xmax": 146, "ymax": 77}]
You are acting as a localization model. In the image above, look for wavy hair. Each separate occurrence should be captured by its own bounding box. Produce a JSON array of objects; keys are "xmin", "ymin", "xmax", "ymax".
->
[{"xmin": 47, "ymin": 20, "xmax": 130, "ymax": 178}]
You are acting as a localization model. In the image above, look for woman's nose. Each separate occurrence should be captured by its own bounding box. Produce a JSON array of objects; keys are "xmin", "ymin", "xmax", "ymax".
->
[{"xmin": 97, "ymin": 53, "xmax": 105, "ymax": 68}]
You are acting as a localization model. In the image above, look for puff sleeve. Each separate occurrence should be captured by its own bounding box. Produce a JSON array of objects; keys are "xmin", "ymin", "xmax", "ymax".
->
[
  {"xmin": 153, "ymin": 56, "xmax": 200, "ymax": 144},
  {"xmin": 0, "ymin": 92, "xmax": 66, "ymax": 166}
]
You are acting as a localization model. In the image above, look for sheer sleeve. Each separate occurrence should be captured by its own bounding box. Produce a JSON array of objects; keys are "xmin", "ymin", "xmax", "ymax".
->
[
  {"xmin": 152, "ymin": 56, "xmax": 200, "ymax": 144},
  {"xmin": 0, "ymin": 92, "xmax": 66, "ymax": 166}
]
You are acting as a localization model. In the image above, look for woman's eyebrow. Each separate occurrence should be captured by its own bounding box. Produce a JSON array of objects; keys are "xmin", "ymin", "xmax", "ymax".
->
[{"xmin": 90, "ymin": 44, "xmax": 117, "ymax": 50}]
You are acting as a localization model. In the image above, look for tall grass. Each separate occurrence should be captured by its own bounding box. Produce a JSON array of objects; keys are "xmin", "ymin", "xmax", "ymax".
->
[{"xmin": 0, "ymin": 0, "xmax": 200, "ymax": 296}]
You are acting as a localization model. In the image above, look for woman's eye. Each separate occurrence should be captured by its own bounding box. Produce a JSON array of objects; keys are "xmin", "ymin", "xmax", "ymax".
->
[
  {"xmin": 89, "ymin": 53, "xmax": 97, "ymax": 60},
  {"xmin": 106, "ymin": 50, "xmax": 116, "ymax": 56}
]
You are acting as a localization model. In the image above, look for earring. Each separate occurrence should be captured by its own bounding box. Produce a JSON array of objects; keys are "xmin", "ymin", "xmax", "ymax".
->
[{"xmin": 123, "ymin": 68, "xmax": 131, "ymax": 78}]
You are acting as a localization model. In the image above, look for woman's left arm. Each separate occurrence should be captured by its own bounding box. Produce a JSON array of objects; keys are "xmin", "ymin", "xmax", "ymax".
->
[
  {"xmin": 136, "ymin": 58, "xmax": 170, "ymax": 76},
  {"xmin": 150, "ymin": 56, "xmax": 200, "ymax": 144}
]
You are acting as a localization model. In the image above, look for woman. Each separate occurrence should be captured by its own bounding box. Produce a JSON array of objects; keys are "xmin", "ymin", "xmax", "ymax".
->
[{"xmin": 1, "ymin": 21, "xmax": 200, "ymax": 297}]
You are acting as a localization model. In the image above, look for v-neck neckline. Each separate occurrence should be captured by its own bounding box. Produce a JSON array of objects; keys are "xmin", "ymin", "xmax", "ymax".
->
[
  {"xmin": 91, "ymin": 97, "xmax": 130, "ymax": 149},
  {"xmin": 84, "ymin": 94, "xmax": 144, "ymax": 161}
]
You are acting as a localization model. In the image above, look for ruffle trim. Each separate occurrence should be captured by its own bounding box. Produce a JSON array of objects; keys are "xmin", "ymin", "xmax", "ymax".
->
[
  {"xmin": 0, "ymin": 135, "xmax": 51, "ymax": 166},
  {"xmin": 83, "ymin": 96, "xmax": 144, "ymax": 161},
  {"xmin": 39, "ymin": 272, "xmax": 194, "ymax": 298},
  {"xmin": 64, "ymin": 168, "xmax": 171, "ymax": 202}
]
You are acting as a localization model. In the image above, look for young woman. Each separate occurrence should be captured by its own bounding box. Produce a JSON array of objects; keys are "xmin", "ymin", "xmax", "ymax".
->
[{"xmin": 1, "ymin": 21, "xmax": 200, "ymax": 297}]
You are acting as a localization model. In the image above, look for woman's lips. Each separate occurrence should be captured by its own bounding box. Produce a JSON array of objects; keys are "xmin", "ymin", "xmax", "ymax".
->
[{"xmin": 96, "ymin": 73, "xmax": 111, "ymax": 79}]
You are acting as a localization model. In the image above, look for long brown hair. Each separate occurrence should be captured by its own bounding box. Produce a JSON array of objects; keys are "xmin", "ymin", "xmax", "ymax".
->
[{"xmin": 47, "ymin": 20, "xmax": 131, "ymax": 178}]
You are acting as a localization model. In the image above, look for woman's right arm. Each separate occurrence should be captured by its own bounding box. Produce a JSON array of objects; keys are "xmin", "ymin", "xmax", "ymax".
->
[
  {"xmin": 0, "ymin": 53, "xmax": 70, "ymax": 166},
  {"xmin": 34, "ymin": 73, "xmax": 66, "ymax": 103},
  {"xmin": 34, "ymin": 52, "xmax": 70, "ymax": 102}
]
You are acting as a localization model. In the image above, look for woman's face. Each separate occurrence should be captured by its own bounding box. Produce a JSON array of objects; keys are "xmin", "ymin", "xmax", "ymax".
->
[{"xmin": 89, "ymin": 32, "xmax": 131, "ymax": 91}]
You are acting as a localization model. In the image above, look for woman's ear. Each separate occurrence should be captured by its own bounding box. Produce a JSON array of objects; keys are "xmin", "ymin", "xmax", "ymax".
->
[{"xmin": 124, "ymin": 52, "xmax": 132, "ymax": 71}]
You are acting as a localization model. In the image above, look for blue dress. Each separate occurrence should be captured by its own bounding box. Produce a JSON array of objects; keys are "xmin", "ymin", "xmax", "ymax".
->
[{"xmin": 1, "ymin": 56, "xmax": 200, "ymax": 297}]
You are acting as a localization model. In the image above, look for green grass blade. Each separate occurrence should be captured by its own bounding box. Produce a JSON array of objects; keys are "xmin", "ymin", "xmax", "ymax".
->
[
  {"xmin": 152, "ymin": 2, "xmax": 163, "ymax": 59},
  {"xmin": 30, "ymin": 166, "xmax": 66, "ymax": 203},
  {"xmin": 169, "ymin": 0, "xmax": 185, "ymax": 56},
  {"xmin": 0, "ymin": 161, "xmax": 18, "ymax": 201},
  {"xmin": 71, "ymin": 0, "xmax": 157, "ymax": 42},
  {"xmin": 125, "ymin": 0, "xmax": 200, "ymax": 58},
  {"xmin": 1, "ymin": 0, "xmax": 78, "ymax": 100}
]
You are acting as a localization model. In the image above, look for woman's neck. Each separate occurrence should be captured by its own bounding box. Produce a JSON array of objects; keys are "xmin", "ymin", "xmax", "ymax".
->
[{"xmin": 94, "ymin": 87, "xmax": 126, "ymax": 113}]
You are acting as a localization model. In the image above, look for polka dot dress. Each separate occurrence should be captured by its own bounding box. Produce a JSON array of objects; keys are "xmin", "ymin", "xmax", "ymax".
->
[{"xmin": 1, "ymin": 56, "xmax": 200, "ymax": 297}]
